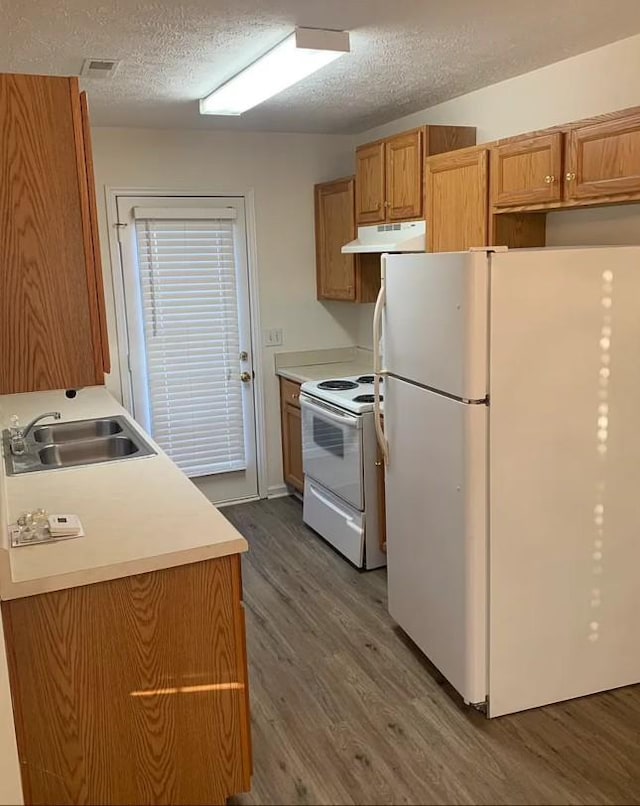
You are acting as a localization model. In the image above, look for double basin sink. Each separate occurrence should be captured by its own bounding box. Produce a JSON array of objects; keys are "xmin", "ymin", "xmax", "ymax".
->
[{"xmin": 3, "ymin": 416, "xmax": 156, "ymax": 476}]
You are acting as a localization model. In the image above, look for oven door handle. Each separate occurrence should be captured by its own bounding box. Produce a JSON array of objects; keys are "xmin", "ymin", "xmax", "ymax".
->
[
  {"xmin": 299, "ymin": 395, "xmax": 362, "ymax": 429},
  {"xmin": 309, "ymin": 484, "xmax": 363, "ymax": 533}
]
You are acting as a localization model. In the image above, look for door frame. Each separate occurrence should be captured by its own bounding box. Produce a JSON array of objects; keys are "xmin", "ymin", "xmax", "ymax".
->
[{"xmin": 104, "ymin": 185, "xmax": 268, "ymax": 501}]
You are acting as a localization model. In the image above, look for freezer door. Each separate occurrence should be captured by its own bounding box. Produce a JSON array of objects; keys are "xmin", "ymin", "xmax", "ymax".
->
[
  {"xmin": 489, "ymin": 246, "xmax": 640, "ymax": 716},
  {"xmin": 385, "ymin": 376, "xmax": 488, "ymax": 705},
  {"xmin": 383, "ymin": 251, "xmax": 489, "ymax": 400}
]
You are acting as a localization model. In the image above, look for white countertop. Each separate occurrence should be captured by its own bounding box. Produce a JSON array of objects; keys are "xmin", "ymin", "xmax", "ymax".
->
[
  {"xmin": 277, "ymin": 361, "xmax": 374, "ymax": 385},
  {"xmin": 274, "ymin": 347, "xmax": 374, "ymax": 385},
  {"xmin": 0, "ymin": 387, "xmax": 248, "ymax": 600}
]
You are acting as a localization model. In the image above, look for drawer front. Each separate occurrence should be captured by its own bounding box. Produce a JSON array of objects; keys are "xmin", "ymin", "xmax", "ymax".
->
[{"xmin": 303, "ymin": 478, "xmax": 364, "ymax": 567}]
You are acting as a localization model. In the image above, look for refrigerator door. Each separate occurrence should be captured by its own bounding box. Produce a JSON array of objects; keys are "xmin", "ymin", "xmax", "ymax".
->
[
  {"xmin": 488, "ymin": 246, "xmax": 640, "ymax": 716},
  {"xmin": 385, "ymin": 375, "xmax": 488, "ymax": 705},
  {"xmin": 383, "ymin": 251, "xmax": 489, "ymax": 400}
]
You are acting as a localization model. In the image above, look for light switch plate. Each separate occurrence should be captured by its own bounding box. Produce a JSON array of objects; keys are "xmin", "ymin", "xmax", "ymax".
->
[{"xmin": 263, "ymin": 328, "xmax": 283, "ymax": 347}]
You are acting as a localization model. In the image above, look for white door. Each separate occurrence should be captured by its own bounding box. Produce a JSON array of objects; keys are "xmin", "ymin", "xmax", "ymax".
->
[
  {"xmin": 385, "ymin": 375, "xmax": 488, "ymax": 705},
  {"xmin": 383, "ymin": 251, "xmax": 489, "ymax": 400},
  {"xmin": 116, "ymin": 195, "xmax": 258, "ymax": 504},
  {"xmin": 300, "ymin": 395, "xmax": 364, "ymax": 509}
]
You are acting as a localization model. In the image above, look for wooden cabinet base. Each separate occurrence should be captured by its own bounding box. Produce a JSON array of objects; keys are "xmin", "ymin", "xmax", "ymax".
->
[{"xmin": 2, "ymin": 556, "xmax": 251, "ymax": 806}]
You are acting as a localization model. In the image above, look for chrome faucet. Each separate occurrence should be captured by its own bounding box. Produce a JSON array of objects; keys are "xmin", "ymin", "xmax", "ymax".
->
[{"xmin": 10, "ymin": 412, "xmax": 61, "ymax": 455}]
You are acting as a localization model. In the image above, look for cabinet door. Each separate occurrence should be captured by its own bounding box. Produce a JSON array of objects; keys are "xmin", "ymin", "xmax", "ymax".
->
[
  {"xmin": 566, "ymin": 112, "xmax": 640, "ymax": 200},
  {"xmin": 385, "ymin": 129, "xmax": 423, "ymax": 221},
  {"xmin": 3, "ymin": 556, "xmax": 251, "ymax": 805},
  {"xmin": 426, "ymin": 148, "xmax": 489, "ymax": 252},
  {"xmin": 490, "ymin": 133, "xmax": 563, "ymax": 207},
  {"xmin": 280, "ymin": 379, "xmax": 304, "ymax": 492},
  {"xmin": 355, "ymin": 141, "xmax": 385, "ymax": 224},
  {"xmin": 79, "ymin": 92, "xmax": 110, "ymax": 373},
  {"xmin": 315, "ymin": 178, "xmax": 356, "ymax": 301},
  {"xmin": 0, "ymin": 74, "xmax": 103, "ymax": 394}
]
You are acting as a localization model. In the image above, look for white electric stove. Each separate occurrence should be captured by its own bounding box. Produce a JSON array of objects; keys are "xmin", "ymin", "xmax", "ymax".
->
[{"xmin": 299, "ymin": 374, "xmax": 386, "ymax": 570}]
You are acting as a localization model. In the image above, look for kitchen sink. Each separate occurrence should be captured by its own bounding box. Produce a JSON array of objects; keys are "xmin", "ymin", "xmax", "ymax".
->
[
  {"xmin": 33, "ymin": 418, "xmax": 123, "ymax": 443},
  {"xmin": 3, "ymin": 415, "xmax": 155, "ymax": 475},
  {"xmin": 39, "ymin": 436, "xmax": 139, "ymax": 468}
]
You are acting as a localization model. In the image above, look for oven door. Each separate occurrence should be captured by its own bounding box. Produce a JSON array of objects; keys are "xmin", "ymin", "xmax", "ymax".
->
[{"xmin": 300, "ymin": 394, "xmax": 364, "ymax": 510}]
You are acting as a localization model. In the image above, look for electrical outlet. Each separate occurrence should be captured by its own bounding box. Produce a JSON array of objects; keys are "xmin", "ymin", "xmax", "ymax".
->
[{"xmin": 263, "ymin": 328, "xmax": 283, "ymax": 347}]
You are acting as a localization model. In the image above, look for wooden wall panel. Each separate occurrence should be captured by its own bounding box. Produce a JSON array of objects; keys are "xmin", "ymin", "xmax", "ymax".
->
[
  {"xmin": 0, "ymin": 74, "xmax": 99, "ymax": 394},
  {"xmin": 2, "ymin": 555, "xmax": 251, "ymax": 806}
]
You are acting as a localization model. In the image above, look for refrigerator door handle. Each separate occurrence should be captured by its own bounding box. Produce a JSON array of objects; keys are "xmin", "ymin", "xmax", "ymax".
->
[{"xmin": 373, "ymin": 254, "xmax": 389, "ymax": 465}]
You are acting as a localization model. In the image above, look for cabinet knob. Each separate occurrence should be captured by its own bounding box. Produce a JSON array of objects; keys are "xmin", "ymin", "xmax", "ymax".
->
[
  {"xmin": 566, "ymin": 171, "xmax": 576, "ymax": 181},
  {"xmin": 384, "ymin": 201, "xmax": 391, "ymax": 208},
  {"xmin": 544, "ymin": 175, "xmax": 555, "ymax": 184},
  {"xmin": 291, "ymin": 393, "xmax": 299, "ymax": 400}
]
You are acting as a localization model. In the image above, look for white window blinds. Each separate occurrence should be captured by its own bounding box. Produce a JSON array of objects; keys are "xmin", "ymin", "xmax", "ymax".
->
[{"xmin": 134, "ymin": 212, "xmax": 246, "ymax": 478}]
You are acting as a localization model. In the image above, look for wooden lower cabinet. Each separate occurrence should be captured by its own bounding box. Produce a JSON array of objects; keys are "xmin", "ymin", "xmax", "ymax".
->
[
  {"xmin": 280, "ymin": 377, "xmax": 304, "ymax": 493},
  {"xmin": 2, "ymin": 555, "xmax": 251, "ymax": 806}
]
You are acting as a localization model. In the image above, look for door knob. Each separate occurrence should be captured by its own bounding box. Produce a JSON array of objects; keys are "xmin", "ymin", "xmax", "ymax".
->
[{"xmin": 240, "ymin": 371, "xmax": 252, "ymax": 383}]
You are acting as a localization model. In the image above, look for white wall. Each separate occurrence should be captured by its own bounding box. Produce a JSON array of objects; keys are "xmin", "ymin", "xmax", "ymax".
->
[
  {"xmin": 92, "ymin": 127, "xmax": 356, "ymax": 494},
  {"xmin": 356, "ymin": 33, "xmax": 640, "ymax": 348}
]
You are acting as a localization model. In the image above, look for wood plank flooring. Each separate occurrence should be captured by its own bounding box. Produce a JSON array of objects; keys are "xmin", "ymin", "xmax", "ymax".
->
[{"xmin": 223, "ymin": 497, "xmax": 640, "ymax": 806}]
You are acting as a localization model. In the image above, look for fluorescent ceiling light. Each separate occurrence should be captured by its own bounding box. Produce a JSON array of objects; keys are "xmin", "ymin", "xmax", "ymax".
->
[{"xmin": 200, "ymin": 27, "xmax": 350, "ymax": 116}]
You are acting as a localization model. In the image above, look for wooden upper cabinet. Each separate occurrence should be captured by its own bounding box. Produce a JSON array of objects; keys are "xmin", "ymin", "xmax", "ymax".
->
[
  {"xmin": 426, "ymin": 147, "xmax": 489, "ymax": 253},
  {"xmin": 0, "ymin": 74, "xmax": 108, "ymax": 394},
  {"xmin": 385, "ymin": 129, "xmax": 423, "ymax": 220},
  {"xmin": 491, "ymin": 133, "xmax": 563, "ymax": 207},
  {"xmin": 565, "ymin": 112, "xmax": 640, "ymax": 200},
  {"xmin": 355, "ymin": 142, "xmax": 386, "ymax": 224},
  {"xmin": 315, "ymin": 177, "xmax": 380, "ymax": 303},
  {"xmin": 315, "ymin": 178, "xmax": 357, "ymax": 300}
]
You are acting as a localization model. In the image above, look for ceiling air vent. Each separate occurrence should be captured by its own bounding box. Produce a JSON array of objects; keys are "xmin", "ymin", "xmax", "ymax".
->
[{"xmin": 81, "ymin": 58, "xmax": 120, "ymax": 79}]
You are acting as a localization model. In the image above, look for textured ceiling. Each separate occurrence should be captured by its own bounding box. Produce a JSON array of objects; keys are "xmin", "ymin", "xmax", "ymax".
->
[{"xmin": 3, "ymin": 0, "xmax": 640, "ymax": 133}]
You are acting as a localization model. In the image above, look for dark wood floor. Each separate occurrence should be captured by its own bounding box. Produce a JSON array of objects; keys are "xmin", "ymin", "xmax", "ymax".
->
[{"xmin": 223, "ymin": 496, "xmax": 640, "ymax": 806}]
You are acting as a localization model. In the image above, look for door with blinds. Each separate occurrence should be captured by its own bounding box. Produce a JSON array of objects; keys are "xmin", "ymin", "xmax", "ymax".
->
[{"xmin": 116, "ymin": 196, "xmax": 258, "ymax": 504}]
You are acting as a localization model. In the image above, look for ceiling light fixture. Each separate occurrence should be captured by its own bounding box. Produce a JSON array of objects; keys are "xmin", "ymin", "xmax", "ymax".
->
[{"xmin": 199, "ymin": 27, "xmax": 350, "ymax": 116}]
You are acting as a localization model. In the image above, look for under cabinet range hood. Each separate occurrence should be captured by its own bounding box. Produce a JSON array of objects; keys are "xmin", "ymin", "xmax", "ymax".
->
[{"xmin": 341, "ymin": 220, "xmax": 426, "ymax": 254}]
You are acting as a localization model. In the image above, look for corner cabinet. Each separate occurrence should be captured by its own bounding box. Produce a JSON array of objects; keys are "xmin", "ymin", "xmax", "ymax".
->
[
  {"xmin": 0, "ymin": 73, "xmax": 109, "ymax": 395},
  {"xmin": 280, "ymin": 377, "xmax": 304, "ymax": 493},
  {"xmin": 2, "ymin": 555, "xmax": 252, "ymax": 805},
  {"xmin": 314, "ymin": 177, "xmax": 381, "ymax": 303}
]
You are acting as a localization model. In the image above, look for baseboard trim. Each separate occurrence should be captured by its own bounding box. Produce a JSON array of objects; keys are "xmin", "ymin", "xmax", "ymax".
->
[{"xmin": 267, "ymin": 484, "xmax": 290, "ymax": 499}]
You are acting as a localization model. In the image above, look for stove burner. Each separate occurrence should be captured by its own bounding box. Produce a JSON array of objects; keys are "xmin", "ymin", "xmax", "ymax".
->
[
  {"xmin": 353, "ymin": 394, "xmax": 382, "ymax": 403},
  {"xmin": 317, "ymin": 379, "xmax": 359, "ymax": 391},
  {"xmin": 356, "ymin": 375, "xmax": 382, "ymax": 384}
]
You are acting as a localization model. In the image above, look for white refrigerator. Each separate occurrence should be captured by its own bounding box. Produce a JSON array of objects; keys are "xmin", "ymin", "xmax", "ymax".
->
[{"xmin": 374, "ymin": 247, "xmax": 640, "ymax": 717}]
